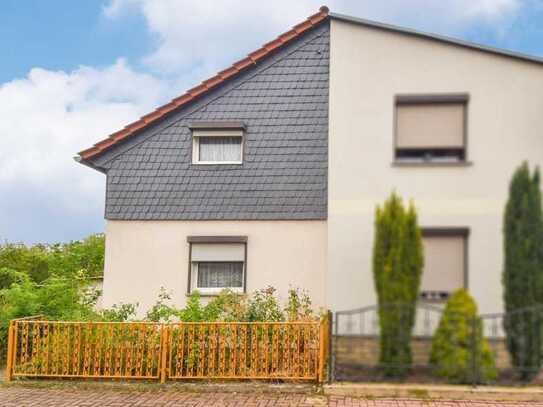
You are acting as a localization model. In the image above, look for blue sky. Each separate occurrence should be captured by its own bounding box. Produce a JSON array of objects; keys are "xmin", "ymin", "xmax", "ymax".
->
[
  {"xmin": 0, "ymin": 1, "xmax": 148, "ymax": 83},
  {"xmin": 0, "ymin": 0, "xmax": 542, "ymax": 244}
]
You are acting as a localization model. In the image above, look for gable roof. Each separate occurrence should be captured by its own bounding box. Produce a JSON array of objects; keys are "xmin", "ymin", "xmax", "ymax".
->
[
  {"xmin": 101, "ymin": 20, "xmax": 330, "ymax": 221},
  {"xmin": 330, "ymin": 12, "xmax": 543, "ymax": 66},
  {"xmin": 78, "ymin": 6, "xmax": 330, "ymax": 161},
  {"xmin": 78, "ymin": 6, "xmax": 543, "ymax": 163}
]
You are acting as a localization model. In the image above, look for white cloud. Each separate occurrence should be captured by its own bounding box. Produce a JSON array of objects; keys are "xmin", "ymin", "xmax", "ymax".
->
[
  {"xmin": 104, "ymin": 0, "xmax": 521, "ymax": 75},
  {"xmin": 105, "ymin": 0, "xmax": 319, "ymax": 75},
  {"xmin": 0, "ymin": 59, "xmax": 168, "ymax": 214},
  {"xmin": 463, "ymin": 0, "xmax": 520, "ymax": 19}
]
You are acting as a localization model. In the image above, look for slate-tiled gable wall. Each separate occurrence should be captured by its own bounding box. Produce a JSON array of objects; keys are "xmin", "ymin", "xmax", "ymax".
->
[{"xmin": 99, "ymin": 22, "xmax": 329, "ymax": 220}]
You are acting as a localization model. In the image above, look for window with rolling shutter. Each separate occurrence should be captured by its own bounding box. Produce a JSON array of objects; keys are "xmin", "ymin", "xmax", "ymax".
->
[
  {"xmin": 395, "ymin": 95, "xmax": 468, "ymax": 163},
  {"xmin": 187, "ymin": 237, "xmax": 247, "ymax": 295},
  {"xmin": 420, "ymin": 228, "xmax": 468, "ymax": 301}
]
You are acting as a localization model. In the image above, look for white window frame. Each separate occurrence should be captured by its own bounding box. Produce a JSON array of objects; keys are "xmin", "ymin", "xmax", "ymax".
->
[
  {"xmin": 191, "ymin": 261, "xmax": 245, "ymax": 295},
  {"xmin": 192, "ymin": 129, "xmax": 244, "ymax": 165}
]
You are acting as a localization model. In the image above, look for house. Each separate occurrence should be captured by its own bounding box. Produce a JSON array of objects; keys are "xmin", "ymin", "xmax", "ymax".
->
[{"xmin": 77, "ymin": 7, "xmax": 543, "ymax": 315}]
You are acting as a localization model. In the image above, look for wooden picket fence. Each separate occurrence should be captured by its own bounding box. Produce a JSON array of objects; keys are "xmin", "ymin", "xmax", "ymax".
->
[{"xmin": 5, "ymin": 315, "xmax": 330, "ymax": 383}]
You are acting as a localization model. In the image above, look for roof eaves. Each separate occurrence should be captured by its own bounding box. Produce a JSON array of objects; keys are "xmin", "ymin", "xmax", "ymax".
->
[
  {"xmin": 77, "ymin": 6, "xmax": 330, "ymax": 163},
  {"xmin": 73, "ymin": 155, "xmax": 106, "ymax": 174},
  {"xmin": 329, "ymin": 12, "xmax": 543, "ymax": 66}
]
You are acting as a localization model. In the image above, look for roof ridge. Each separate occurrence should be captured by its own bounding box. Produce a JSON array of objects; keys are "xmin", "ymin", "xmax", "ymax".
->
[{"xmin": 79, "ymin": 6, "xmax": 330, "ymax": 161}]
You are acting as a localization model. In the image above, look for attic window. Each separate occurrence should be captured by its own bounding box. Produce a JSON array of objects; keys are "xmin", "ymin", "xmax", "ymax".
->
[{"xmin": 191, "ymin": 122, "xmax": 245, "ymax": 165}]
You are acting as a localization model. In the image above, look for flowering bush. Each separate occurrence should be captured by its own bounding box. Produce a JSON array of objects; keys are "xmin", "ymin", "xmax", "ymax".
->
[{"xmin": 143, "ymin": 286, "xmax": 319, "ymax": 323}]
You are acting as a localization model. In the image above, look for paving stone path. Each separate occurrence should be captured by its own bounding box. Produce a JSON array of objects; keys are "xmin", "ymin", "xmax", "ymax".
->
[{"xmin": 0, "ymin": 387, "xmax": 542, "ymax": 407}]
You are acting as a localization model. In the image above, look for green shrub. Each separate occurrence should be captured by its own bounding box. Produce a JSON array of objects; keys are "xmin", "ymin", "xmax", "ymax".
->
[
  {"xmin": 373, "ymin": 192, "xmax": 423, "ymax": 376},
  {"xmin": 100, "ymin": 302, "xmax": 138, "ymax": 322},
  {"xmin": 503, "ymin": 162, "xmax": 543, "ymax": 380},
  {"xmin": 168, "ymin": 286, "xmax": 317, "ymax": 323},
  {"xmin": 0, "ymin": 276, "xmax": 103, "ymax": 358},
  {"xmin": 204, "ymin": 289, "xmax": 248, "ymax": 322},
  {"xmin": 246, "ymin": 286, "xmax": 284, "ymax": 322},
  {"xmin": 285, "ymin": 288, "xmax": 315, "ymax": 321},
  {"xmin": 430, "ymin": 289, "xmax": 497, "ymax": 383},
  {"xmin": 145, "ymin": 288, "xmax": 180, "ymax": 322}
]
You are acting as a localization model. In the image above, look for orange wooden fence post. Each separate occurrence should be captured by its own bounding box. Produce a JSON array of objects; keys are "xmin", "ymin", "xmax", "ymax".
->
[
  {"xmin": 5, "ymin": 321, "xmax": 15, "ymax": 382},
  {"xmin": 318, "ymin": 313, "xmax": 328, "ymax": 383},
  {"xmin": 326, "ymin": 310, "xmax": 333, "ymax": 383},
  {"xmin": 159, "ymin": 325, "xmax": 169, "ymax": 383}
]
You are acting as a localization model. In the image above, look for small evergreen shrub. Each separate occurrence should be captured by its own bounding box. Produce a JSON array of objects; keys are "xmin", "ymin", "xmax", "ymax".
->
[{"xmin": 430, "ymin": 289, "xmax": 497, "ymax": 383}]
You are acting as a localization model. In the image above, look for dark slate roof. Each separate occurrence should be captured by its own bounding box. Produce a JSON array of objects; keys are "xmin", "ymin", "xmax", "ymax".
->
[
  {"xmin": 78, "ymin": 7, "xmax": 330, "ymax": 160},
  {"xmin": 92, "ymin": 21, "xmax": 329, "ymax": 221}
]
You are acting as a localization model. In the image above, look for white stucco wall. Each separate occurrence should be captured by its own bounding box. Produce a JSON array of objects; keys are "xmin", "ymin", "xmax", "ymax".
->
[
  {"xmin": 328, "ymin": 19, "xmax": 543, "ymax": 314},
  {"xmin": 103, "ymin": 220, "xmax": 327, "ymax": 315}
]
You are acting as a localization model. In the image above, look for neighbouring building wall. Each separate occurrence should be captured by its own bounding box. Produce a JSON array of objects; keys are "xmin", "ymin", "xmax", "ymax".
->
[
  {"xmin": 103, "ymin": 220, "xmax": 327, "ymax": 315},
  {"xmin": 328, "ymin": 19, "xmax": 543, "ymax": 314}
]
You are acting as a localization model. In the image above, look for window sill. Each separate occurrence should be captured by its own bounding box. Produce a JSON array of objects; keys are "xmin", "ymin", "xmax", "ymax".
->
[
  {"xmin": 420, "ymin": 292, "xmax": 450, "ymax": 303},
  {"xmin": 192, "ymin": 161, "xmax": 243, "ymax": 165},
  {"xmin": 187, "ymin": 289, "xmax": 245, "ymax": 297},
  {"xmin": 392, "ymin": 161, "xmax": 473, "ymax": 168},
  {"xmin": 420, "ymin": 297, "xmax": 448, "ymax": 304}
]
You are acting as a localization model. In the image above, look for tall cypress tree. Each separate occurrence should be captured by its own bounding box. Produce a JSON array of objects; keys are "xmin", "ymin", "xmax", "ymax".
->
[
  {"xmin": 373, "ymin": 192, "xmax": 423, "ymax": 376},
  {"xmin": 503, "ymin": 162, "xmax": 543, "ymax": 380}
]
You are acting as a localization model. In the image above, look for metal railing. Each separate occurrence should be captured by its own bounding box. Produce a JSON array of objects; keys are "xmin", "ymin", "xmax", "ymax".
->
[
  {"xmin": 331, "ymin": 303, "xmax": 543, "ymax": 385},
  {"xmin": 5, "ymin": 316, "xmax": 330, "ymax": 383}
]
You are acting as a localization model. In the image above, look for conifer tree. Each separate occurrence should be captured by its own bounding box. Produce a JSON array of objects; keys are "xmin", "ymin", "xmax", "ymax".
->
[
  {"xmin": 503, "ymin": 162, "xmax": 543, "ymax": 380},
  {"xmin": 373, "ymin": 192, "xmax": 423, "ymax": 376}
]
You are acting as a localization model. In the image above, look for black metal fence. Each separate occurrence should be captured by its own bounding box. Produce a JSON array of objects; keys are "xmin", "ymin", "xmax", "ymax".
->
[{"xmin": 331, "ymin": 303, "xmax": 543, "ymax": 385}]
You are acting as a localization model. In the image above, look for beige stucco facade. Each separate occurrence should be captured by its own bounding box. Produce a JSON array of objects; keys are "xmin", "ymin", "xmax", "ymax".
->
[
  {"xmin": 102, "ymin": 220, "xmax": 327, "ymax": 315},
  {"xmin": 327, "ymin": 19, "xmax": 543, "ymax": 314},
  {"xmin": 101, "ymin": 18, "xmax": 543, "ymax": 317}
]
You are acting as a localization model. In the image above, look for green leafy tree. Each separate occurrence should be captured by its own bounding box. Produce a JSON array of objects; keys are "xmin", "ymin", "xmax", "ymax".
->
[
  {"xmin": 503, "ymin": 162, "xmax": 543, "ymax": 380},
  {"xmin": 48, "ymin": 234, "xmax": 105, "ymax": 279},
  {"xmin": 430, "ymin": 289, "xmax": 497, "ymax": 383},
  {"xmin": 0, "ymin": 267, "xmax": 27, "ymax": 289},
  {"xmin": 0, "ymin": 276, "xmax": 102, "ymax": 357},
  {"xmin": 0, "ymin": 233, "xmax": 105, "ymax": 284},
  {"xmin": 0, "ymin": 244, "xmax": 50, "ymax": 283},
  {"xmin": 373, "ymin": 192, "xmax": 423, "ymax": 376}
]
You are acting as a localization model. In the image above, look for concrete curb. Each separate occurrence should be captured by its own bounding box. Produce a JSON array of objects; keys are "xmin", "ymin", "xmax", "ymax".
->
[
  {"xmin": 325, "ymin": 383, "xmax": 543, "ymax": 402},
  {"xmin": 0, "ymin": 379, "xmax": 319, "ymax": 395}
]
